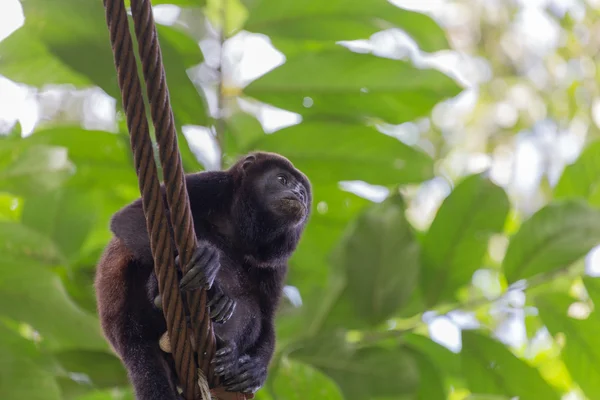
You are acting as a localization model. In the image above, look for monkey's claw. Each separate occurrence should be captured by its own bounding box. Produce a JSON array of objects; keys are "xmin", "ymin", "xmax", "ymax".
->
[
  {"xmin": 179, "ymin": 243, "xmax": 220, "ymax": 291},
  {"xmin": 208, "ymin": 287, "xmax": 236, "ymax": 324},
  {"xmin": 222, "ymin": 355, "xmax": 266, "ymax": 394}
]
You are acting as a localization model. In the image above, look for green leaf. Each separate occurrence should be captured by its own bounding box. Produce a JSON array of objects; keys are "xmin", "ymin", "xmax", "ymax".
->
[
  {"xmin": 242, "ymin": 0, "xmax": 450, "ymax": 52},
  {"xmin": 128, "ymin": 0, "xmax": 206, "ymax": 6},
  {"xmin": 583, "ymin": 276, "xmax": 600, "ymax": 309},
  {"xmin": 403, "ymin": 333, "xmax": 461, "ymax": 378},
  {"xmin": 0, "ymin": 140, "xmax": 74, "ymax": 196},
  {"xmin": 554, "ymin": 140, "xmax": 600, "ymax": 201},
  {"xmin": 328, "ymin": 194, "xmax": 420, "ymax": 327},
  {"xmin": 75, "ymin": 388, "xmax": 134, "ymax": 400},
  {"xmin": 288, "ymin": 184, "xmax": 371, "ymax": 294},
  {"xmin": 243, "ymin": 49, "xmax": 462, "ymax": 125},
  {"xmin": 223, "ymin": 112, "xmax": 268, "ymax": 160},
  {"xmin": 503, "ymin": 200, "xmax": 600, "ymax": 283},
  {"xmin": 0, "ymin": 324, "xmax": 62, "ymax": 400},
  {"xmin": 22, "ymin": 188, "xmax": 99, "ymax": 263},
  {"xmin": 249, "ymin": 120, "xmax": 434, "ymax": 185},
  {"xmin": 420, "ymin": 174, "xmax": 509, "ymax": 306},
  {"xmin": 536, "ymin": 292, "xmax": 600, "ymax": 400},
  {"xmin": 409, "ymin": 348, "xmax": 446, "ymax": 400},
  {"xmin": 460, "ymin": 330, "xmax": 559, "ymax": 400},
  {"xmin": 0, "ymin": 28, "xmax": 91, "ymax": 86},
  {"xmin": 268, "ymin": 359, "xmax": 344, "ymax": 400},
  {"xmin": 0, "ymin": 254, "xmax": 107, "ymax": 351},
  {"xmin": 290, "ymin": 334, "xmax": 419, "ymax": 400},
  {"xmin": 0, "ymin": 222, "xmax": 64, "ymax": 265},
  {"xmin": 1, "ymin": 0, "xmax": 208, "ymax": 127},
  {"xmin": 24, "ymin": 127, "xmax": 138, "ymax": 189},
  {"xmin": 54, "ymin": 350, "xmax": 129, "ymax": 389}
]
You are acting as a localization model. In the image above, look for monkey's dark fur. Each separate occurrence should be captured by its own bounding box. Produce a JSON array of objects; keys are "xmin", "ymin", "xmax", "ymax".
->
[{"xmin": 94, "ymin": 152, "xmax": 311, "ymax": 399}]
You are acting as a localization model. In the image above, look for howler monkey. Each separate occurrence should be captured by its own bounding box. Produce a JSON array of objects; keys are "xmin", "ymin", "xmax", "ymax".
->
[{"xmin": 94, "ymin": 152, "xmax": 312, "ymax": 399}]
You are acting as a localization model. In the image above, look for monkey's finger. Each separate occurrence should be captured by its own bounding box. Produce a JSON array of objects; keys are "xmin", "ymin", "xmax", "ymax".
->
[
  {"xmin": 224, "ymin": 375, "xmax": 256, "ymax": 393},
  {"xmin": 217, "ymin": 300, "xmax": 236, "ymax": 324},
  {"xmin": 215, "ymin": 346, "xmax": 233, "ymax": 357},
  {"xmin": 190, "ymin": 243, "xmax": 214, "ymax": 265},
  {"xmin": 209, "ymin": 296, "xmax": 230, "ymax": 319},
  {"xmin": 206, "ymin": 292, "xmax": 223, "ymax": 308},
  {"xmin": 187, "ymin": 245, "xmax": 217, "ymax": 272},
  {"xmin": 213, "ymin": 359, "xmax": 237, "ymax": 375},
  {"xmin": 179, "ymin": 266, "xmax": 208, "ymax": 291},
  {"xmin": 235, "ymin": 359, "xmax": 253, "ymax": 375}
]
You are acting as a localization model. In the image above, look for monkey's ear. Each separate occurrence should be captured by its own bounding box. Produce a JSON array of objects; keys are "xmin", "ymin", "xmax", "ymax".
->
[{"xmin": 241, "ymin": 154, "xmax": 256, "ymax": 171}]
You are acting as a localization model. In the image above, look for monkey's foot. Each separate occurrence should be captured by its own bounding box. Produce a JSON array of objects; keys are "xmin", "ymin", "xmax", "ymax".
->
[
  {"xmin": 212, "ymin": 342, "xmax": 239, "ymax": 381},
  {"xmin": 208, "ymin": 286, "xmax": 236, "ymax": 324},
  {"xmin": 179, "ymin": 242, "xmax": 220, "ymax": 291},
  {"xmin": 222, "ymin": 355, "xmax": 266, "ymax": 394}
]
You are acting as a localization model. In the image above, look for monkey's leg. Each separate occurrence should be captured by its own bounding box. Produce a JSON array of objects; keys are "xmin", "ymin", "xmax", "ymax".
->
[
  {"xmin": 217, "ymin": 327, "xmax": 273, "ymax": 394},
  {"xmin": 221, "ymin": 354, "xmax": 267, "ymax": 394},
  {"xmin": 122, "ymin": 339, "xmax": 181, "ymax": 400}
]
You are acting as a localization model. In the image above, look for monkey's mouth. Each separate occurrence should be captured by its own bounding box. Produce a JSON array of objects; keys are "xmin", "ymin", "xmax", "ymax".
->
[{"xmin": 277, "ymin": 198, "xmax": 306, "ymax": 218}]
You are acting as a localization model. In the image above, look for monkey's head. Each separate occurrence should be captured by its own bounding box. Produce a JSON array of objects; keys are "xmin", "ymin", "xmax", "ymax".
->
[{"xmin": 229, "ymin": 151, "xmax": 312, "ymax": 264}]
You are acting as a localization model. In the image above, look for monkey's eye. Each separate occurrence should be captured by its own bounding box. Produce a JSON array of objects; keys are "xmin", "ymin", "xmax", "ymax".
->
[{"xmin": 277, "ymin": 175, "xmax": 288, "ymax": 186}]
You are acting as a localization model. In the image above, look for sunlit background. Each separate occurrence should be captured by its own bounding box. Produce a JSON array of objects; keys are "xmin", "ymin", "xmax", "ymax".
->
[{"xmin": 2, "ymin": 1, "xmax": 600, "ymax": 398}]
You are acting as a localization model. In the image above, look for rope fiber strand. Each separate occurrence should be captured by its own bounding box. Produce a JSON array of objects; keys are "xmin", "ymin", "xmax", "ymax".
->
[{"xmin": 101, "ymin": 0, "xmax": 249, "ymax": 398}]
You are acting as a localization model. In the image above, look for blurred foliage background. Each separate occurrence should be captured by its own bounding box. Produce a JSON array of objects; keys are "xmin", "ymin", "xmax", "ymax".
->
[{"xmin": 2, "ymin": 0, "xmax": 600, "ymax": 399}]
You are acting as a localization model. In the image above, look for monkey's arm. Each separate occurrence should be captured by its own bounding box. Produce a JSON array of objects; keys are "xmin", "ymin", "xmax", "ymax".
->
[{"xmin": 110, "ymin": 170, "xmax": 233, "ymax": 266}]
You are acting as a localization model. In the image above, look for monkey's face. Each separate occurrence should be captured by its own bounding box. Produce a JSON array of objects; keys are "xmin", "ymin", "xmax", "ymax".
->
[{"xmin": 255, "ymin": 166, "xmax": 310, "ymax": 225}]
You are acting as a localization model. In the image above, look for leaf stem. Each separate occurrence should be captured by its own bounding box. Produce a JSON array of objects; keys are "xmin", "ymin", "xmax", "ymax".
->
[
  {"xmin": 215, "ymin": 0, "xmax": 227, "ymax": 167},
  {"xmin": 360, "ymin": 264, "xmax": 581, "ymax": 345}
]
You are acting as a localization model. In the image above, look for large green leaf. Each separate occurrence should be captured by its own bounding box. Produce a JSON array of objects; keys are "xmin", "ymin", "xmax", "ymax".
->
[
  {"xmin": 410, "ymin": 348, "xmax": 446, "ymax": 400},
  {"xmin": 0, "ymin": 236, "xmax": 107, "ymax": 351},
  {"xmin": 327, "ymin": 194, "xmax": 420, "ymax": 328},
  {"xmin": 223, "ymin": 112, "xmax": 268, "ymax": 160},
  {"xmin": 267, "ymin": 359, "xmax": 344, "ymax": 400},
  {"xmin": 0, "ymin": 324, "xmax": 62, "ymax": 400},
  {"xmin": 554, "ymin": 140, "xmax": 600, "ymax": 202},
  {"xmin": 460, "ymin": 330, "xmax": 559, "ymax": 400},
  {"xmin": 536, "ymin": 292, "xmax": 600, "ymax": 400},
  {"xmin": 0, "ymin": 222, "xmax": 64, "ymax": 266},
  {"xmin": 403, "ymin": 333, "xmax": 461, "ymax": 378},
  {"xmin": 242, "ymin": 0, "xmax": 449, "ymax": 52},
  {"xmin": 0, "ymin": 0, "xmax": 208, "ymax": 128},
  {"xmin": 22, "ymin": 188, "xmax": 99, "ymax": 263},
  {"xmin": 420, "ymin": 174, "xmax": 509, "ymax": 307},
  {"xmin": 503, "ymin": 200, "xmax": 600, "ymax": 283},
  {"xmin": 0, "ymin": 28, "xmax": 90, "ymax": 86},
  {"xmin": 249, "ymin": 120, "xmax": 434, "ymax": 185},
  {"xmin": 290, "ymin": 334, "xmax": 419, "ymax": 400},
  {"xmin": 24, "ymin": 127, "xmax": 138, "ymax": 189},
  {"xmin": 243, "ymin": 49, "xmax": 462, "ymax": 125},
  {"xmin": 288, "ymin": 184, "xmax": 372, "ymax": 295},
  {"xmin": 0, "ymin": 140, "xmax": 74, "ymax": 197}
]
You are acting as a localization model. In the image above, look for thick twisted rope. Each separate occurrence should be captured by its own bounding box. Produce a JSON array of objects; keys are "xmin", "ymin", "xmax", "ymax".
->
[
  {"xmin": 103, "ymin": 0, "xmax": 251, "ymax": 399},
  {"xmin": 128, "ymin": 0, "xmax": 217, "ymax": 383},
  {"xmin": 103, "ymin": 0, "xmax": 200, "ymax": 398}
]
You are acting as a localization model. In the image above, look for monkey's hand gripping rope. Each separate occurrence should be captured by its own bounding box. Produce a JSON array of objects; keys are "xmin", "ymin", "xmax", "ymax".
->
[{"xmin": 102, "ymin": 0, "xmax": 251, "ymax": 399}]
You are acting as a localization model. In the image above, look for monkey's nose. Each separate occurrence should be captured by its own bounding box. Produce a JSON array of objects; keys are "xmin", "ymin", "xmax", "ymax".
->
[{"xmin": 293, "ymin": 187, "xmax": 305, "ymax": 204}]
